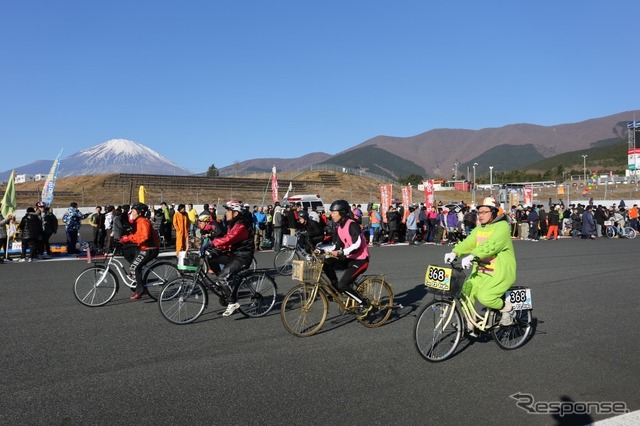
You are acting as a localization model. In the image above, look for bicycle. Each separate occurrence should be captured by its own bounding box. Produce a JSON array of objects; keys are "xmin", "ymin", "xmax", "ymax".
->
[
  {"xmin": 280, "ymin": 252, "xmax": 394, "ymax": 337},
  {"xmin": 274, "ymin": 231, "xmax": 314, "ymax": 275},
  {"xmin": 158, "ymin": 251, "xmax": 277, "ymax": 325},
  {"xmin": 73, "ymin": 245, "xmax": 180, "ymax": 307},
  {"xmin": 603, "ymin": 221, "xmax": 637, "ymax": 239},
  {"xmin": 414, "ymin": 258, "xmax": 533, "ymax": 362}
]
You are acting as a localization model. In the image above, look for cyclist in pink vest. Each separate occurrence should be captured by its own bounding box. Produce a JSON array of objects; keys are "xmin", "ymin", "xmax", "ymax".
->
[{"xmin": 323, "ymin": 199, "xmax": 371, "ymax": 317}]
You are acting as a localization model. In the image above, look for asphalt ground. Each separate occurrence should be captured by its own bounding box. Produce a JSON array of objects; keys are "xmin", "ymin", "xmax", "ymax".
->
[{"xmin": 1, "ymin": 234, "xmax": 639, "ymax": 425}]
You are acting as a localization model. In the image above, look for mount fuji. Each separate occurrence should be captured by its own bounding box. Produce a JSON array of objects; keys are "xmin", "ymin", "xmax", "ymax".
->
[{"xmin": 0, "ymin": 139, "xmax": 192, "ymax": 180}]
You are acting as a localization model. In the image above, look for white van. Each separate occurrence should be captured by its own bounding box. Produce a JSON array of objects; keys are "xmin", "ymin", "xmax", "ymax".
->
[{"xmin": 283, "ymin": 194, "xmax": 324, "ymax": 211}]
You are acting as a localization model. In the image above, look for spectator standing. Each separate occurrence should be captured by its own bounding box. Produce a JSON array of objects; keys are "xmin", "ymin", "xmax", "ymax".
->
[
  {"xmin": 0, "ymin": 211, "xmax": 15, "ymax": 262},
  {"xmin": 368, "ymin": 206, "xmax": 382, "ymax": 245},
  {"xmin": 265, "ymin": 205, "xmax": 274, "ymax": 241},
  {"xmin": 594, "ymin": 205, "xmax": 607, "ymax": 238},
  {"xmin": 111, "ymin": 207, "xmax": 125, "ymax": 248},
  {"xmin": 253, "ymin": 206, "xmax": 267, "ymax": 250},
  {"xmin": 187, "ymin": 203, "xmax": 198, "ymax": 239},
  {"xmin": 629, "ymin": 204, "xmax": 639, "ymax": 231},
  {"xmin": 41, "ymin": 206, "xmax": 58, "ymax": 257},
  {"xmin": 18, "ymin": 207, "xmax": 42, "ymax": 261},
  {"xmin": 285, "ymin": 204, "xmax": 297, "ymax": 234},
  {"xmin": 406, "ymin": 205, "xmax": 418, "ymax": 245},
  {"xmin": 173, "ymin": 203, "xmax": 189, "ymax": 256},
  {"xmin": 63, "ymin": 202, "xmax": 89, "ymax": 255},
  {"xmin": 385, "ymin": 206, "xmax": 399, "ymax": 244},
  {"xmin": 546, "ymin": 205, "xmax": 560, "ymax": 240},
  {"xmin": 581, "ymin": 205, "xmax": 596, "ymax": 239},
  {"xmin": 272, "ymin": 203, "xmax": 284, "ymax": 252},
  {"xmin": 89, "ymin": 206, "xmax": 106, "ymax": 250},
  {"xmin": 527, "ymin": 207, "xmax": 540, "ymax": 241},
  {"xmin": 160, "ymin": 202, "xmax": 172, "ymax": 245}
]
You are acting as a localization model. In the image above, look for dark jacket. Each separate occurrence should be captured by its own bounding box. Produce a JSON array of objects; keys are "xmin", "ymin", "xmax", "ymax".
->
[
  {"xmin": 43, "ymin": 212, "xmax": 58, "ymax": 234},
  {"xmin": 19, "ymin": 212, "xmax": 42, "ymax": 240}
]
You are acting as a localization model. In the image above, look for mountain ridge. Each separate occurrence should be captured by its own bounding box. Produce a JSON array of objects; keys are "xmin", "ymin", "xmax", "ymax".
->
[{"xmin": 2, "ymin": 110, "xmax": 638, "ymax": 182}]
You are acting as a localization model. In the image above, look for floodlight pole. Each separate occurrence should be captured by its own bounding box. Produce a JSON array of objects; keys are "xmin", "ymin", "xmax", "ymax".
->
[
  {"xmin": 472, "ymin": 163, "xmax": 478, "ymax": 205},
  {"xmin": 489, "ymin": 166, "xmax": 494, "ymax": 196}
]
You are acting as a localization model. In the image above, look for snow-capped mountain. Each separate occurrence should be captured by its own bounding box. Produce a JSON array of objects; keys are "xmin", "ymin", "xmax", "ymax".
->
[
  {"xmin": 58, "ymin": 139, "xmax": 192, "ymax": 177},
  {"xmin": 0, "ymin": 139, "xmax": 192, "ymax": 180}
]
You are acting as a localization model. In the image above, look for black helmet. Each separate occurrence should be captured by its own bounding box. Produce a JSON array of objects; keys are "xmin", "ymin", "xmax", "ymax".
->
[
  {"xmin": 329, "ymin": 199, "xmax": 350, "ymax": 217},
  {"xmin": 131, "ymin": 202, "xmax": 149, "ymax": 215},
  {"xmin": 298, "ymin": 210, "xmax": 309, "ymax": 220}
]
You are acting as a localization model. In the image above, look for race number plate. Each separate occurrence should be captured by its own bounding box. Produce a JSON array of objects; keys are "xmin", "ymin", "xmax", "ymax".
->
[
  {"xmin": 505, "ymin": 288, "xmax": 532, "ymax": 310},
  {"xmin": 424, "ymin": 265, "xmax": 453, "ymax": 291}
]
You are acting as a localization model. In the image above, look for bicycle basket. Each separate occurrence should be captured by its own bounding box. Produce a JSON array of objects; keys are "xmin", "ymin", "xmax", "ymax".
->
[
  {"xmin": 282, "ymin": 234, "xmax": 298, "ymax": 249},
  {"xmin": 178, "ymin": 251, "xmax": 201, "ymax": 272},
  {"xmin": 291, "ymin": 259, "xmax": 323, "ymax": 283},
  {"xmin": 424, "ymin": 264, "xmax": 465, "ymax": 297}
]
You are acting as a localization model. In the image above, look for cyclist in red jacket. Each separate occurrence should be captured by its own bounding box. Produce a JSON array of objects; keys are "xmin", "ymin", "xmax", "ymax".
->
[{"xmin": 119, "ymin": 203, "xmax": 159, "ymax": 300}]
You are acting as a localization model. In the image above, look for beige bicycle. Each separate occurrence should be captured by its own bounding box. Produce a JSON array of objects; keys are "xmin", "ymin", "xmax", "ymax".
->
[
  {"xmin": 414, "ymin": 258, "xmax": 533, "ymax": 362},
  {"xmin": 280, "ymin": 253, "xmax": 394, "ymax": 337}
]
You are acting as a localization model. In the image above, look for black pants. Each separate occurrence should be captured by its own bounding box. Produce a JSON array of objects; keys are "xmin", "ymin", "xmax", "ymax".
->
[
  {"xmin": 323, "ymin": 256, "xmax": 369, "ymax": 304},
  {"xmin": 21, "ymin": 238, "xmax": 38, "ymax": 259},
  {"xmin": 123, "ymin": 246, "xmax": 159, "ymax": 295},
  {"xmin": 217, "ymin": 255, "xmax": 252, "ymax": 303}
]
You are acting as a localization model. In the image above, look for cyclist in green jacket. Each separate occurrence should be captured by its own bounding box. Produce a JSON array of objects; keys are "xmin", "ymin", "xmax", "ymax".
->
[{"xmin": 444, "ymin": 197, "xmax": 517, "ymax": 327}]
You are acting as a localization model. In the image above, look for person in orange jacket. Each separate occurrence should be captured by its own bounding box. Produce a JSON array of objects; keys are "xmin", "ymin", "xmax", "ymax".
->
[
  {"xmin": 120, "ymin": 203, "xmax": 159, "ymax": 300},
  {"xmin": 173, "ymin": 203, "xmax": 189, "ymax": 256}
]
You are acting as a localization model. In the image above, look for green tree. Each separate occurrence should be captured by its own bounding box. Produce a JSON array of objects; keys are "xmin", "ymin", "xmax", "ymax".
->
[
  {"xmin": 398, "ymin": 174, "xmax": 424, "ymax": 186},
  {"xmin": 206, "ymin": 164, "xmax": 219, "ymax": 177}
]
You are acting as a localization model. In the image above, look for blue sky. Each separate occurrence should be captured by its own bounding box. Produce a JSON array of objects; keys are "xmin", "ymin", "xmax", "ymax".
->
[{"xmin": 1, "ymin": 1, "xmax": 637, "ymax": 174}]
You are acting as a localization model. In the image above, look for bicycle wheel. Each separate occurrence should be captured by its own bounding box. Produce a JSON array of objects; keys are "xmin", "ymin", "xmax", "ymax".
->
[
  {"xmin": 236, "ymin": 272, "xmax": 277, "ymax": 317},
  {"xmin": 274, "ymin": 248, "xmax": 300, "ymax": 275},
  {"xmin": 623, "ymin": 227, "xmax": 637, "ymax": 239},
  {"xmin": 159, "ymin": 277, "xmax": 207, "ymax": 325},
  {"xmin": 605, "ymin": 226, "xmax": 615, "ymax": 239},
  {"xmin": 280, "ymin": 283, "xmax": 328, "ymax": 337},
  {"xmin": 74, "ymin": 266, "xmax": 118, "ymax": 307},
  {"xmin": 491, "ymin": 308, "xmax": 533, "ymax": 350},
  {"xmin": 356, "ymin": 277, "xmax": 394, "ymax": 328},
  {"xmin": 414, "ymin": 300, "xmax": 463, "ymax": 362},
  {"xmin": 144, "ymin": 261, "xmax": 180, "ymax": 301}
]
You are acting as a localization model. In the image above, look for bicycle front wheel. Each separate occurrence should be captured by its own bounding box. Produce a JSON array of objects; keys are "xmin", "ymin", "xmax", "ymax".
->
[
  {"xmin": 623, "ymin": 227, "xmax": 637, "ymax": 239},
  {"xmin": 414, "ymin": 300, "xmax": 463, "ymax": 362},
  {"xmin": 144, "ymin": 261, "xmax": 180, "ymax": 301},
  {"xmin": 236, "ymin": 272, "xmax": 277, "ymax": 317},
  {"xmin": 491, "ymin": 309, "xmax": 533, "ymax": 350},
  {"xmin": 281, "ymin": 283, "xmax": 328, "ymax": 337},
  {"xmin": 356, "ymin": 277, "xmax": 394, "ymax": 328},
  {"xmin": 274, "ymin": 248, "xmax": 300, "ymax": 275},
  {"xmin": 159, "ymin": 277, "xmax": 207, "ymax": 325},
  {"xmin": 605, "ymin": 227, "xmax": 615, "ymax": 239},
  {"xmin": 74, "ymin": 266, "xmax": 118, "ymax": 307}
]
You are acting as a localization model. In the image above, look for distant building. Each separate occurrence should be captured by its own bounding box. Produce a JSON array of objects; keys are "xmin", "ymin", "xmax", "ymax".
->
[
  {"xmin": 33, "ymin": 174, "xmax": 47, "ymax": 181},
  {"xmin": 15, "ymin": 174, "xmax": 34, "ymax": 184}
]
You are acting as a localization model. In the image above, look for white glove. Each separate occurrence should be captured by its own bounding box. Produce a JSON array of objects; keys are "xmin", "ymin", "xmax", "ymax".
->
[
  {"xmin": 461, "ymin": 254, "xmax": 475, "ymax": 270},
  {"xmin": 444, "ymin": 252, "xmax": 456, "ymax": 263}
]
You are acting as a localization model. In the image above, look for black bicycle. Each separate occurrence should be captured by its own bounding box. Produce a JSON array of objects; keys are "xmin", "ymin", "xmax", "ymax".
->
[{"xmin": 158, "ymin": 251, "xmax": 277, "ymax": 324}]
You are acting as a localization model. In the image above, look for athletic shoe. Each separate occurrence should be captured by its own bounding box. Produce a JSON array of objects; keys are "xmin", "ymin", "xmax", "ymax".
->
[
  {"xmin": 130, "ymin": 293, "xmax": 143, "ymax": 300},
  {"xmin": 18, "ymin": 258, "xmax": 26, "ymax": 262},
  {"xmin": 222, "ymin": 302, "xmax": 240, "ymax": 317}
]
